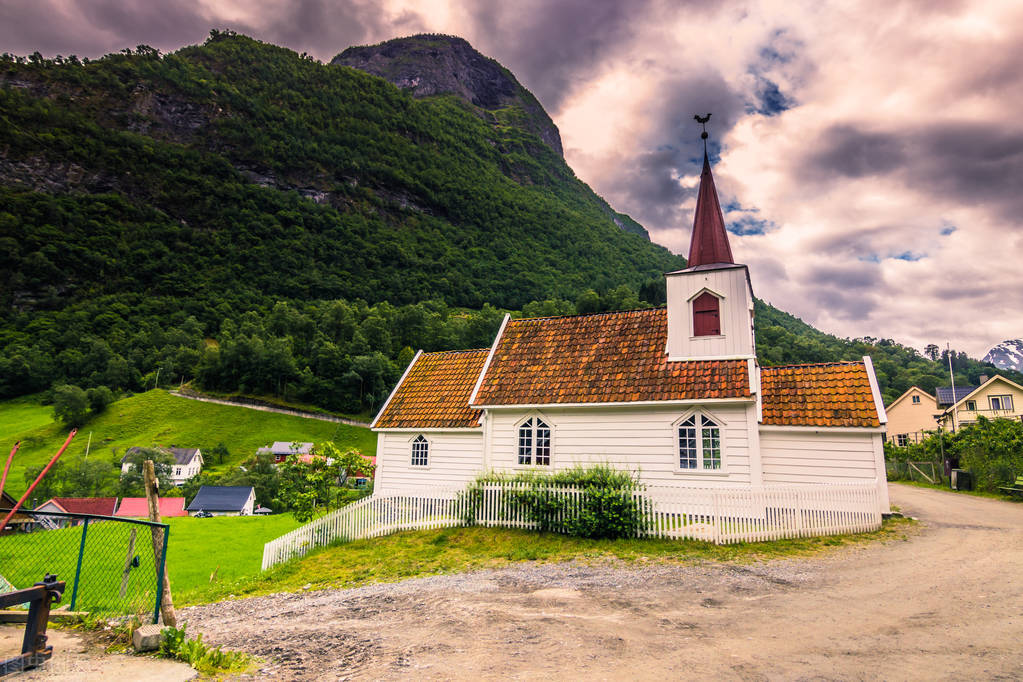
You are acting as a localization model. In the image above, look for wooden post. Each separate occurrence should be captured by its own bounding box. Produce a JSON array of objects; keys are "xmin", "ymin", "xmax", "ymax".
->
[
  {"xmin": 144, "ymin": 460, "xmax": 176, "ymax": 627},
  {"xmin": 119, "ymin": 527, "xmax": 138, "ymax": 598}
]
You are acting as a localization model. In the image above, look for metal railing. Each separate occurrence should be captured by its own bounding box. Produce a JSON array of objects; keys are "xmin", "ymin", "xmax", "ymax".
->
[
  {"xmin": 262, "ymin": 482, "xmax": 883, "ymax": 570},
  {"xmin": 0, "ymin": 509, "xmax": 169, "ymax": 624}
]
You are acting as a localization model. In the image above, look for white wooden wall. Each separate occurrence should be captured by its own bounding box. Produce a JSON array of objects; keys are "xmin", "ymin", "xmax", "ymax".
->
[
  {"xmin": 485, "ymin": 403, "xmax": 755, "ymax": 487},
  {"xmin": 665, "ymin": 265, "xmax": 755, "ymax": 360},
  {"xmin": 759, "ymin": 428, "xmax": 890, "ymax": 511},
  {"xmin": 375, "ymin": 431, "xmax": 485, "ymax": 493}
]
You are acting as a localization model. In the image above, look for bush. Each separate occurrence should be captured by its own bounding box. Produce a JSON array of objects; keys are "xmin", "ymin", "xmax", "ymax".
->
[
  {"xmin": 953, "ymin": 417, "xmax": 1023, "ymax": 491},
  {"xmin": 462, "ymin": 465, "xmax": 647, "ymax": 539}
]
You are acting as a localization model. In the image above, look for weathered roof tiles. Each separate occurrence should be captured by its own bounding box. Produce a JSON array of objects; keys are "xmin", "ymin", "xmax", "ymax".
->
[
  {"xmin": 373, "ymin": 349, "xmax": 489, "ymax": 429},
  {"xmin": 761, "ymin": 362, "xmax": 880, "ymax": 428}
]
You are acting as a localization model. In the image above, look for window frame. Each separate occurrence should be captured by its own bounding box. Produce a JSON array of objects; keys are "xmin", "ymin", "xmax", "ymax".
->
[
  {"xmin": 965, "ymin": 400, "xmax": 977, "ymax": 411},
  {"xmin": 672, "ymin": 410, "xmax": 727, "ymax": 474},
  {"xmin": 410, "ymin": 434, "xmax": 430, "ymax": 468},
  {"xmin": 896, "ymin": 433, "xmax": 908, "ymax": 447},
  {"xmin": 688, "ymin": 288, "xmax": 725, "ymax": 339},
  {"xmin": 515, "ymin": 414, "xmax": 554, "ymax": 467},
  {"xmin": 990, "ymin": 395, "xmax": 1013, "ymax": 411},
  {"xmin": 911, "ymin": 395, "xmax": 921, "ymax": 404}
]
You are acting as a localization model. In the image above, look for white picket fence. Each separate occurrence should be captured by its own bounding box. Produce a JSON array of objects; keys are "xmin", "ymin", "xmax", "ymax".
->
[{"xmin": 261, "ymin": 481, "xmax": 883, "ymax": 570}]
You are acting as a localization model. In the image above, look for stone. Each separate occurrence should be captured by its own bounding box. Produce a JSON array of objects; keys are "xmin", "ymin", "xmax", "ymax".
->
[{"xmin": 132, "ymin": 624, "xmax": 163, "ymax": 652}]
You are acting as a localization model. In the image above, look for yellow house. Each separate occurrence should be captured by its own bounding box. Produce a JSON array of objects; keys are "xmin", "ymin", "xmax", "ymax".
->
[
  {"xmin": 939, "ymin": 375, "xmax": 1023, "ymax": 431},
  {"xmin": 885, "ymin": 386, "xmax": 939, "ymax": 446}
]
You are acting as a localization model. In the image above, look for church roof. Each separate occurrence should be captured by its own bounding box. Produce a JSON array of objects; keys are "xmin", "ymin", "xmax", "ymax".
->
[
  {"xmin": 686, "ymin": 152, "xmax": 734, "ymax": 268},
  {"xmin": 760, "ymin": 362, "xmax": 881, "ymax": 428},
  {"xmin": 373, "ymin": 349, "xmax": 489, "ymax": 429},
  {"xmin": 472, "ymin": 308, "xmax": 751, "ymax": 406}
]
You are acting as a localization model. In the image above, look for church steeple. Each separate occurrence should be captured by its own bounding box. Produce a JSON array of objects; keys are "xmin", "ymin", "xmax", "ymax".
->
[{"xmin": 686, "ymin": 117, "xmax": 734, "ymax": 268}]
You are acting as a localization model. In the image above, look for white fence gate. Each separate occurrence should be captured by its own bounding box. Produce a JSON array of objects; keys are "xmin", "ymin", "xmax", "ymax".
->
[{"xmin": 262, "ymin": 482, "xmax": 882, "ymax": 571}]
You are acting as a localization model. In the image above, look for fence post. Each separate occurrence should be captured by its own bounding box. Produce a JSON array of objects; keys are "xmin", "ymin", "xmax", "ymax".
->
[
  {"xmin": 153, "ymin": 525, "xmax": 170, "ymax": 625},
  {"xmin": 69, "ymin": 518, "xmax": 90, "ymax": 611}
]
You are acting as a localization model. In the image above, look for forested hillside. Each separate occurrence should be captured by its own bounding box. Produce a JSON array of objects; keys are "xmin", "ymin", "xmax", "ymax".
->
[{"xmin": 0, "ymin": 31, "xmax": 1014, "ymax": 413}]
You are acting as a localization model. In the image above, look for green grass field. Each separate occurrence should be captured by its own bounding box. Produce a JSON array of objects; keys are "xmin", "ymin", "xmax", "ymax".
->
[
  {"xmin": 0, "ymin": 394, "xmax": 55, "ymax": 439},
  {"xmin": 0, "ymin": 389, "xmax": 376, "ymax": 497},
  {"xmin": 192, "ymin": 516, "xmax": 914, "ymax": 604},
  {"xmin": 0, "ymin": 513, "xmax": 304, "ymax": 615}
]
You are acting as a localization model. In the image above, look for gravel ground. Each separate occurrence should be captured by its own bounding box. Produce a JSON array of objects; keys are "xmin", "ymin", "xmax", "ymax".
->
[{"xmin": 182, "ymin": 484, "xmax": 1023, "ymax": 680}]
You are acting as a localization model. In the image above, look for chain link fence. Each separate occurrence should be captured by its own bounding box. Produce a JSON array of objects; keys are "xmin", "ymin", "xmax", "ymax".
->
[{"xmin": 0, "ymin": 509, "xmax": 168, "ymax": 623}]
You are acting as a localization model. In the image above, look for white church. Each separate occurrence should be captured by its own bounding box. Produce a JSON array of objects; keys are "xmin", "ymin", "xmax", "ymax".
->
[{"xmin": 371, "ymin": 145, "xmax": 890, "ymax": 513}]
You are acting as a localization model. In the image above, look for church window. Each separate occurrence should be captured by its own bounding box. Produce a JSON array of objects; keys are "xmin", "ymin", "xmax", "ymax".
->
[
  {"xmin": 518, "ymin": 418, "xmax": 551, "ymax": 465},
  {"xmin": 677, "ymin": 414, "xmax": 721, "ymax": 470},
  {"xmin": 411, "ymin": 435, "xmax": 429, "ymax": 466},
  {"xmin": 693, "ymin": 292, "xmax": 721, "ymax": 336}
]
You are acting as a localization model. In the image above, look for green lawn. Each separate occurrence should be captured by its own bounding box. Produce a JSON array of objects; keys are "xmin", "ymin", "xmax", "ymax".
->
[
  {"xmin": 0, "ymin": 389, "xmax": 376, "ymax": 497},
  {"xmin": 0, "ymin": 512, "xmax": 304, "ymax": 615},
  {"xmin": 191, "ymin": 517, "xmax": 914, "ymax": 604},
  {"xmin": 0, "ymin": 394, "xmax": 55, "ymax": 440}
]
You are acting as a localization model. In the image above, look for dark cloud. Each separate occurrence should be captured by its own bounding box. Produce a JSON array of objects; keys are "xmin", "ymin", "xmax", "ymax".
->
[
  {"xmin": 0, "ymin": 0, "xmax": 423, "ymax": 63},
  {"xmin": 603, "ymin": 72, "xmax": 746, "ymax": 237},
  {"xmin": 805, "ymin": 263, "xmax": 878, "ymax": 291},
  {"xmin": 0, "ymin": 0, "xmax": 211, "ymax": 58},
  {"xmin": 808, "ymin": 287, "xmax": 878, "ymax": 321},
  {"xmin": 461, "ymin": 0, "xmax": 686, "ymax": 111},
  {"xmin": 804, "ymin": 121, "xmax": 1023, "ymax": 222}
]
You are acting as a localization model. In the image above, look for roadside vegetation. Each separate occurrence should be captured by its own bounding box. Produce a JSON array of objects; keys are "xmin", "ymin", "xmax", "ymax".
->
[{"xmin": 886, "ymin": 416, "xmax": 1023, "ymax": 493}]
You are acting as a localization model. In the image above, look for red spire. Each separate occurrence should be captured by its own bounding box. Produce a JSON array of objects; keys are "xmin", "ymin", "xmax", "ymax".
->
[{"xmin": 687, "ymin": 151, "xmax": 734, "ymax": 267}]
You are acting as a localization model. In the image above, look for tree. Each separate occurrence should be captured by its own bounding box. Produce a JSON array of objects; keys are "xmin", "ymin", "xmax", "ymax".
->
[
  {"xmin": 924, "ymin": 344, "xmax": 940, "ymax": 361},
  {"xmin": 117, "ymin": 447, "xmax": 176, "ymax": 497},
  {"xmin": 208, "ymin": 442, "xmax": 230, "ymax": 465},
  {"xmin": 86, "ymin": 385, "xmax": 114, "ymax": 414},
  {"xmin": 52, "ymin": 384, "xmax": 90, "ymax": 427}
]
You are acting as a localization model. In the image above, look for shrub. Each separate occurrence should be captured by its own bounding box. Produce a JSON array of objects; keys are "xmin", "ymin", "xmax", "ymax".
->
[
  {"xmin": 462, "ymin": 465, "xmax": 647, "ymax": 539},
  {"xmin": 953, "ymin": 417, "xmax": 1023, "ymax": 491}
]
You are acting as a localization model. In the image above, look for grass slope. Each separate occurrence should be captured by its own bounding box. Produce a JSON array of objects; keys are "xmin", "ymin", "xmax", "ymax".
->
[
  {"xmin": 0, "ymin": 393, "xmax": 54, "ymax": 438},
  {"xmin": 0, "ymin": 389, "xmax": 375, "ymax": 497},
  {"xmin": 193, "ymin": 519, "xmax": 913, "ymax": 604}
]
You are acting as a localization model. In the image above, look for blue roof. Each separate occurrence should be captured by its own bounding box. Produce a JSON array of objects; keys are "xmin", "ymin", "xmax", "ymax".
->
[
  {"xmin": 936, "ymin": 386, "xmax": 977, "ymax": 407},
  {"xmin": 186, "ymin": 486, "xmax": 254, "ymax": 512}
]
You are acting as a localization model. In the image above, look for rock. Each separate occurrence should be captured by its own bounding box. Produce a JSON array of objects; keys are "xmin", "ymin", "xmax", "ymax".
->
[
  {"xmin": 132, "ymin": 624, "xmax": 163, "ymax": 652},
  {"xmin": 332, "ymin": 35, "xmax": 564, "ymax": 158}
]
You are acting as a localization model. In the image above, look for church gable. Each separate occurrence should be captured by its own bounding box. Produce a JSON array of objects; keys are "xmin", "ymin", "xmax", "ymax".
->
[
  {"xmin": 470, "ymin": 308, "xmax": 752, "ymax": 407},
  {"xmin": 373, "ymin": 349, "xmax": 489, "ymax": 429}
]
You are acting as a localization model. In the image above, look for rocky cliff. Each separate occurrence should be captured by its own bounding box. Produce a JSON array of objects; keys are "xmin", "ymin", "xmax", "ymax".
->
[{"xmin": 333, "ymin": 34, "xmax": 564, "ymax": 157}]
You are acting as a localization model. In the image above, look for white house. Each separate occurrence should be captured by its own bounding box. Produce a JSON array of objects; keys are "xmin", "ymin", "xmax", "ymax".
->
[
  {"xmin": 121, "ymin": 447, "xmax": 203, "ymax": 486},
  {"xmin": 370, "ymin": 147, "xmax": 890, "ymax": 513}
]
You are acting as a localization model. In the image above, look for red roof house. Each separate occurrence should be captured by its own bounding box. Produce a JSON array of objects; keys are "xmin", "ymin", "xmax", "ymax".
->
[{"xmin": 114, "ymin": 497, "xmax": 188, "ymax": 518}]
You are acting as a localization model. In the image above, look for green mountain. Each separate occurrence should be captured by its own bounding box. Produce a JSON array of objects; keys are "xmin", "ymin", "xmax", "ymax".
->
[{"xmin": 0, "ymin": 31, "xmax": 1014, "ymax": 413}]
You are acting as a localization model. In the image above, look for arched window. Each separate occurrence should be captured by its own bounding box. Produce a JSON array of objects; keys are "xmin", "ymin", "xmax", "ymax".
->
[
  {"xmin": 411, "ymin": 435, "xmax": 429, "ymax": 467},
  {"xmin": 693, "ymin": 291, "xmax": 721, "ymax": 336},
  {"xmin": 518, "ymin": 417, "xmax": 551, "ymax": 465},
  {"xmin": 677, "ymin": 414, "xmax": 721, "ymax": 470}
]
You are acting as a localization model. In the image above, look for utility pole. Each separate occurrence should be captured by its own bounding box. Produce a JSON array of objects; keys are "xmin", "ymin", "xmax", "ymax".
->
[
  {"xmin": 144, "ymin": 460, "xmax": 176, "ymax": 627},
  {"xmin": 947, "ymin": 342, "xmax": 958, "ymax": 433},
  {"xmin": 154, "ymin": 368, "xmax": 161, "ymax": 390},
  {"xmin": 84, "ymin": 432, "xmax": 92, "ymax": 459}
]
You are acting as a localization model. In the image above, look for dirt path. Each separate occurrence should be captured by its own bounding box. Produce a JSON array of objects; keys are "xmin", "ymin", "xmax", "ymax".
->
[
  {"xmin": 184, "ymin": 485, "xmax": 1023, "ymax": 679},
  {"xmin": 169, "ymin": 391, "xmax": 370, "ymax": 426},
  {"xmin": 0, "ymin": 627, "xmax": 194, "ymax": 680}
]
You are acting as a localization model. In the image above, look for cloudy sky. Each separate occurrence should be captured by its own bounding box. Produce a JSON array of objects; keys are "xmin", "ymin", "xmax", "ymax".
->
[{"xmin": 2, "ymin": 0, "xmax": 1020, "ymax": 357}]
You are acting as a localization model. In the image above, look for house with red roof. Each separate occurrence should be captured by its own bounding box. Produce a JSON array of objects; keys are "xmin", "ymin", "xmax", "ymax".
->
[
  {"xmin": 34, "ymin": 497, "xmax": 120, "ymax": 528},
  {"xmin": 114, "ymin": 497, "xmax": 188, "ymax": 518},
  {"xmin": 370, "ymin": 139, "xmax": 890, "ymax": 512}
]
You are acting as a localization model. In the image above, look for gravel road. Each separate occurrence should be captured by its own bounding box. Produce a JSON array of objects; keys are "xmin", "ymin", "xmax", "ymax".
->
[{"xmin": 183, "ymin": 485, "xmax": 1023, "ymax": 679}]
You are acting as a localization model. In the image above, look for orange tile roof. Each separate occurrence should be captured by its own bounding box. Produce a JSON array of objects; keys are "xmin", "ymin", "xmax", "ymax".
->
[
  {"xmin": 473, "ymin": 308, "xmax": 751, "ymax": 406},
  {"xmin": 374, "ymin": 349, "xmax": 489, "ymax": 429},
  {"xmin": 761, "ymin": 362, "xmax": 880, "ymax": 427}
]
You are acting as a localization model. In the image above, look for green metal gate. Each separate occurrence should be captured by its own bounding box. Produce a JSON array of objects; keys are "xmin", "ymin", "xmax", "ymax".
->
[{"xmin": 0, "ymin": 509, "xmax": 169, "ymax": 623}]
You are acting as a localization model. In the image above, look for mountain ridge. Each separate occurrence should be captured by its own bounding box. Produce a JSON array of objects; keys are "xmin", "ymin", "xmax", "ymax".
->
[{"xmin": 983, "ymin": 340, "xmax": 1023, "ymax": 372}]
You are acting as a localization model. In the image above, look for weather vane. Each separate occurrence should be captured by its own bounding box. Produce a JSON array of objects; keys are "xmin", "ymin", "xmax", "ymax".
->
[{"xmin": 694, "ymin": 113, "xmax": 711, "ymax": 151}]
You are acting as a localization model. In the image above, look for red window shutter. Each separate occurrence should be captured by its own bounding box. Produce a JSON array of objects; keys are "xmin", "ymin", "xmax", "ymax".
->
[{"xmin": 693, "ymin": 292, "xmax": 720, "ymax": 336}]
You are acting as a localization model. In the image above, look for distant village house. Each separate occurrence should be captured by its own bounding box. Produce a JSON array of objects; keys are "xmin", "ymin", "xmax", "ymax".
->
[{"xmin": 120, "ymin": 447, "xmax": 204, "ymax": 485}]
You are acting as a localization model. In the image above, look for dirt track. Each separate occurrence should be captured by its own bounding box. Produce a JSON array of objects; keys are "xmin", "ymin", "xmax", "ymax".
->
[{"xmin": 184, "ymin": 485, "xmax": 1023, "ymax": 679}]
